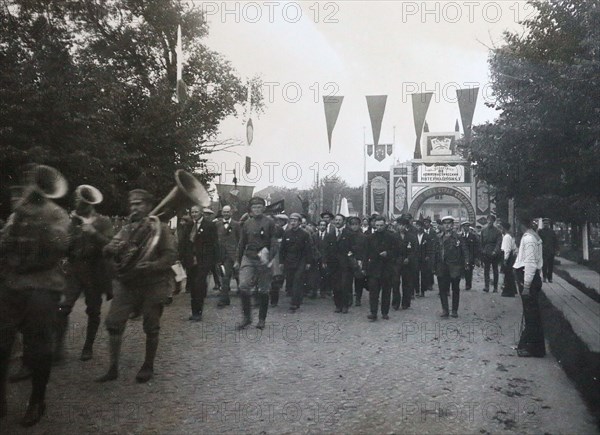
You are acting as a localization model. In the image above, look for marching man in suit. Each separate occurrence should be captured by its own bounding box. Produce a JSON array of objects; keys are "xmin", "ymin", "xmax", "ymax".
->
[
  {"xmin": 181, "ymin": 205, "xmax": 219, "ymax": 321},
  {"xmin": 215, "ymin": 205, "xmax": 240, "ymax": 307}
]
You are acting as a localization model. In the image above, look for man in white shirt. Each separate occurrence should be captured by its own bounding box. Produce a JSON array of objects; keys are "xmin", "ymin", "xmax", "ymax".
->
[
  {"xmin": 500, "ymin": 222, "xmax": 518, "ymax": 297},
  {"xmin": 513, "ymin": 212, "xmax": 545, "ymax": 358}
]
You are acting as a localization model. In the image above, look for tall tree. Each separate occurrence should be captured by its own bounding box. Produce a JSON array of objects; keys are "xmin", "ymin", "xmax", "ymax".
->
[
  {"xmin": 460, "ymin": 0, "xmax": 600, "ymax": 225},
  {"xmin": 0, "ymin": 0, "xmax": 263, "ymax": 215}
]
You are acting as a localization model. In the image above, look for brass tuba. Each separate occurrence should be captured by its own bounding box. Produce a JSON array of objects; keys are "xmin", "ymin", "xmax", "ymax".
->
[
  {"xmin": 115, "ymin": 170, "xmax": 210, "ymax": 276},
  {"xmin": 15, "ymin": 164, "xmax": 69, "ymax": 210},
  {"xmin": 3, "ymin": 164, "xmax": 69, "ymax": 272},
  {"xmin": 75, "ymin": 184, "xmax": 103, "ymax": 205}
]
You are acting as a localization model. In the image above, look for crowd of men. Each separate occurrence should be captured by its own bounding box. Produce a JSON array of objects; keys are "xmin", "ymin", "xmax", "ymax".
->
[{"xmin": 0, "ymin": 167, "xmax": 553, "ymax": 427}]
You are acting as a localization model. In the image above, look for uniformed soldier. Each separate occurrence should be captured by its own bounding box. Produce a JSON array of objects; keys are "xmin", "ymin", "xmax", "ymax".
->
[
  {"xmin": 459, "ymin": 221, "xmax": 480, "ymax": 291},
  {"xmin": 480, "ymin": 214, "xmax": 502, "ymax": 292},
  {"xmin": 365, "ymin": 217, "xmax": 396, "ymax": 321},
  {"xmin": 280, "ymin": 213, "xmax": 311, "ymax": 312},
  {"xmin": 55, "ymin": 185, "xmax": 114, "ymax": 362},
  {"xmin": 538, "ymin": 218, "xmax": 559, "ymax": 283},
  {"xmin": 435, "ymin": 216, "xmax": 470, "ymax": 318},
  {"xmin": 0, "ymin": 166, "xmax": 70, "ymax": 426},
  {"xmin": 96, "ymin": 189, "xmax": 177, "ymax": 383},
  {"xmin": 234, "ymin": 197, "xmax": 277, "ymax": 330}
]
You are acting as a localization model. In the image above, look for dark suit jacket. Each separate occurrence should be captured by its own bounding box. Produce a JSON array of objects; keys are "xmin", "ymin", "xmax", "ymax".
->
[
  {"xmin": 395, "ymin": 231, "xmax": 418, "ymax": 269},
  {"xmin": 215, "ymin": 218, "xmax": 240, "ymax": 262},
  {"xmin": 280, "ymin": 227, "xmax": 311, "ymax": 269},
  {"xmin": 415, "ymin": 231, "xmax": 436, "ymax": 269},
  {"xmin": 180, "ymin": 218, "xmax": 219, "ymax": 270},
  {"xmin": 365, "ymin": 230, "xmax": 396, "ymax": 278}
]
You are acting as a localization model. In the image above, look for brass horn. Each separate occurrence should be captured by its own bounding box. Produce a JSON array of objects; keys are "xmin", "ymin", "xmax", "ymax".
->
[
  {"xmin": 150, "ymin": 170, "xmax": 211, "ymax": 218},
  {"xmin": 15, "ymin": 164, "xmax": 68, "ymax": 209},
  {"xmin": 75, "ymin": 184, "xmax": 103, "ymax": 205}
]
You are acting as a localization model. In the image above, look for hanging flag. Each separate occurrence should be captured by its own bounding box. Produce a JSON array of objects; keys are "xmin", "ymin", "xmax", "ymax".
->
[
  {"xmin": 386, "ymin": 144, "xmax": 393, "ymax": 156},
  {"xmin": 367, "ymin": 145, "xmax": 373, "ymax": 156},
  {"xmin": 423, "ymin": 121, "xmax": 429, "ymax": 133},
  {"xmin": 245, "ymin": 156, "xmax": 251, "ymax": 174},
  {"xmin": 366, "ymin": 95, "xmax": 387, "ymax": 147},
  {"xmin": 456, "ymin": 88, "xmax": 479, "ymax": 139},
  {"xmin": 176, "ymin": 25, "xmax": 188, "ymax": 104},
  {"xmin": 374, "ymin": 144, "xmax": 386, "ymax": 162},
  {"xmin": 323, "ymin": 96, "xmax": 344, "ymax": 151},
  {"xmin": 455, "ymin": 119, "xmax": 460, "ymax": 132},
  {"xmin": 411, "ymin": 92, "xmax": 433, "ymax": 159}
]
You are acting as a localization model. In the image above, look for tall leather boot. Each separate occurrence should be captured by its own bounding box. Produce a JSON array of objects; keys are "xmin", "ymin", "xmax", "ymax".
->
[
  {"xmin": 21, "ymin": 355, "xmax": 51, "ymax": 427},
  {"xmin": 81, "ymin": 316, "xmax": 100, "ymax": 361},
  {"xmin": 237, "ymin": 294, "xmax": 252, "ymax": 330},
  {"xmin": 257, "ymin": 293, "xmax": 269, "ymax": 329},
  {"xmin": 95, "ymin": 333, "xmax": 122, "ymax": 382},
  {"xmin": 136, "ymin": 334, "xmax": 158, "ymax": 383}
]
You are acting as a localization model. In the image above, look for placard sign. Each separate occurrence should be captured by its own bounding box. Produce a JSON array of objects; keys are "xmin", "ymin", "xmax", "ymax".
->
[{"xmin": 417, "ymin": 164, "xmax": 465, "ymax": 183}]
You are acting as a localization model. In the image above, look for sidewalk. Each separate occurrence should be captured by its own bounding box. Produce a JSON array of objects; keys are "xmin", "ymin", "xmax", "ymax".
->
[
  {"xmin": 555, "ymin": 256, "xmax": 600, "ymax": 297},
  {"xmin": 540, "ymin": 258, "xmax": 600, "ymax": 424}
]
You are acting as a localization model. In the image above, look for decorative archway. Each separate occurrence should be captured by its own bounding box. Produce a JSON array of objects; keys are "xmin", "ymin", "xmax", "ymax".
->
[{"xmin": 408, "ymin": 186, "xmax": 476, "ymax": 222}]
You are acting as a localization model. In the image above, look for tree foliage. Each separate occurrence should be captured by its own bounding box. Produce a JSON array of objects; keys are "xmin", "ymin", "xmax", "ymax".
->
[
  {"xmin": 460, "ymin": 0, "xmax": 600, "ymax": 223},
  {"xmin": 0, "ymin": 0, "xmax": 263, "ymax": 216}
]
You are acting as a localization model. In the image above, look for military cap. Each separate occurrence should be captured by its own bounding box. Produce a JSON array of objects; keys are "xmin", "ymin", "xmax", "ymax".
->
[
  {"xmin": 129, "ymin": 189, "xmax": 154, "ymax": 204},
  {"xmin": 249, "ymin": 197, "xmax": 266, "ymax": 206}
]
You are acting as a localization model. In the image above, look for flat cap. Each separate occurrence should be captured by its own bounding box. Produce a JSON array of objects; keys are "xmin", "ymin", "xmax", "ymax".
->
[
  {"xmin": 289, "ymin": 213, "xmax": 302, "ymax": 221},
  {"xmin": 275, "ymin": 213, "xmax": 289, "ymax": 221}
]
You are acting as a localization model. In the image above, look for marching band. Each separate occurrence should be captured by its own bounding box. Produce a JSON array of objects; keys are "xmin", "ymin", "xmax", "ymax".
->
[{"xmin": 0, "ymin": 164, "xmax": 545, "ymax": 427}]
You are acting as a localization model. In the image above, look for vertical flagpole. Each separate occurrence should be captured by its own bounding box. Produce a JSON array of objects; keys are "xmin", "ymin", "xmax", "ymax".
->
[{"xmin": 362, "ymin": 126, "xmax": 367, "ymax": 216}]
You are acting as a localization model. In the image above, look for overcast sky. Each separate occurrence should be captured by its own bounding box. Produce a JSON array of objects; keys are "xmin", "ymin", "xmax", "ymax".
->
[{"xmin": 201, "ymin": 1, "xmax": 530, "ymax": 189}]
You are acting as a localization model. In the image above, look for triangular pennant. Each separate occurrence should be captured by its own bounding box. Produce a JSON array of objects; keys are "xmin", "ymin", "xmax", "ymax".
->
[
  {"xmin": 411, "ymin": 93, "xmax": 433, "ymax": 158},
  {"xmin": 246, "ymin": 118, "xmax": 254, "ymax": 146},
  {"xmin": 455, "ymin": 119, "xmax": 460, "ymax": 132},
  {"xmin": 456, "ymin": 88, "xmax": 479, "ymax": 138},
  {"xmin": 323, "ymin": 96, "xmax": 344, "ymax": 151},
  {"xmin": 367, "ymin": 144, "xmax": 373, "ymax": 156},
  {"xmin": 423, "ymin": 121, "xmax": 430, "ymax": 132},
  {"xmin": 374, "ymin": 144, "xmax": 386, "ymax": 162},
  {"xmin": 386, "ymin": 144, "xmax": 393, "ymax": 156},
  {"xmin": 175, "ymin": 25, "xmax": 187, "ymax": 104},
  {"xmin": 366, "ymin": 95, "xmax": 387, "ymax": 146}
]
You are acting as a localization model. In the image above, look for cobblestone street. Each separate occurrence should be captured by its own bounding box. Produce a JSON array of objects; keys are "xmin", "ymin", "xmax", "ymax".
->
[{"xmin": 3, "ymin": 269, "xmax": 598, "ymax": 434}]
